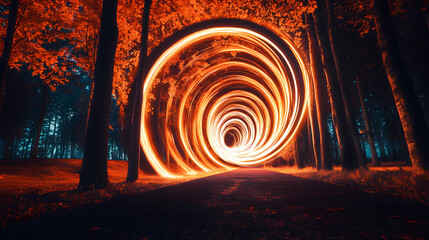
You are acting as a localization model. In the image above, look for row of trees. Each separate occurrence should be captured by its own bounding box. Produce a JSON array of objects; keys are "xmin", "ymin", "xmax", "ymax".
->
[{"xmin": 292, "ymin": 0, "xmax": 429, "ymax": 172}]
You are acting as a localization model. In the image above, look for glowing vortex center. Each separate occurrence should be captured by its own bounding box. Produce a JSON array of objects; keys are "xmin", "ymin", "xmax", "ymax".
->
[{"xmin": 140, "ymin": 23, "xmax": 308, "ymax": 177}]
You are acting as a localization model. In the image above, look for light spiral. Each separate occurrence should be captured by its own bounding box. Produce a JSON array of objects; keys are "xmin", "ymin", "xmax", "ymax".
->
[{"xmin": 141, "ymin": 20, "xmax": 309, "ymax": 177}]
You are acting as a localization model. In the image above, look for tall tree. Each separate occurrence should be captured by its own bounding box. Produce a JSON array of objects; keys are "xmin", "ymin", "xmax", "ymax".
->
[
  {"xmin": 356, "ymin": 74, "xmax": 379, "ymax": 166},
  {"xmin": 313, "ymin": 0, "xmax": 355, "ymax": 170},
  {"xmin": 79, "ymin": 0, "xmax": 119, "ymax": 189},
  {"xmin": 305, "ymin": 13, "xmax": 332, "ymax": 170},
  {"xmin": 127, "ymin": 0, "xmax": 152, "ymax": 182},
  {"xmin": 373, "ymin": 0, "xmax": 429, "ymax": 171},
  {"xmin": 0, "ymin": 0, "xmax": 19, "ymax": 112},
  {"xmin": 325, "ymin": 0, "xmax": 366, "ymax": 169}
]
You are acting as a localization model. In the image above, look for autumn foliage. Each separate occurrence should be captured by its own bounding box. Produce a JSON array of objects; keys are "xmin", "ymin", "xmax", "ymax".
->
[{"xmin": 0, "ymin": 0, "xmax": 316, "ymax": 108}]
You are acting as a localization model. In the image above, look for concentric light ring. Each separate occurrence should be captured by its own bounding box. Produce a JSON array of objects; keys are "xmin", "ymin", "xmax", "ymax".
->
[{"xmin": 140, "ymin": 19, "xmax": 309, "ymax": 177}]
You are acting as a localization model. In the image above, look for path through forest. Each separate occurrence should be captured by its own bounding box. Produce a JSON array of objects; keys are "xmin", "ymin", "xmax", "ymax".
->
[{"xmin": 1, "ymin": 168, "xmax": 429, "ymax": 239}]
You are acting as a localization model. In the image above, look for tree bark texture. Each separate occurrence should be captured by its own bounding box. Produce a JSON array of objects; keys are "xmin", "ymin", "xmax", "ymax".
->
[
  {"xmin": 305, "ymin": 38, "xmax": 320, "ymax": 168},
  {"xmin": 127, "ymin": 0, "xmax": 153, "ymax": 182},
  {"xmin": 373, "ymin": 0, "xmax": 429, "ymax": 171},
  {"xmin": 79, "ymin": 0, "xmax": 119, "ymax": 189},
  {"xmin": 313, "ymin": 1, "xmax": 355, "ymax": 170},
  {"xmin": 356, "ymin": 75, "xmax": 379, "ymax": 166}
]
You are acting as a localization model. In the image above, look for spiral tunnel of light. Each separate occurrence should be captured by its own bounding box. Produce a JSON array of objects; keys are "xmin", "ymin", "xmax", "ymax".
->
[{"xmin": 140, "ymin": 24, "xmax": 309, "ymax": 177}]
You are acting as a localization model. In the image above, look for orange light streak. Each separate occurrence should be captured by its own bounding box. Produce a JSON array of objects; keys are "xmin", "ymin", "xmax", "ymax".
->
[{"xmin": 140, "ymin": 26, "xmax": 309, "ymax": 177}]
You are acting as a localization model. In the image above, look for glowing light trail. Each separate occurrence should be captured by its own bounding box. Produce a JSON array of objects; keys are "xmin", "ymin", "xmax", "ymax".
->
[{"xmin": 140, "ymin": 24, "xmax": 309, "ymax": 177}]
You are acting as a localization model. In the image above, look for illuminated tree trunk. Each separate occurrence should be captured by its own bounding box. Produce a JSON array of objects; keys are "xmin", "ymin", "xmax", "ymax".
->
[
  {"xmin": 60, "ymin": 111, "xmax": 70, "ymax": 158},
  {"xmin": 79, "ymin": 0, "xmax": 119, "ymax": 189},
  {"xmin": 373, "ymin": 0, "xmax": 429, "ymax": 171},
  {"xmin": 0, "ymin": 0, "xmax": 19, "ymax": 113},
  {"xmin": 326, "ymin": 0, "xmax": 366, "ymax": 169},
  {"xmin": 304, "ymin": 124, "xmax": 315, "ymax": 167},
  {"xmin": 50, "ymin": 114, "xmax": 59, "ymax": 158},
  {"xmin": 306, "ymin": 46, "xmax": 320, "ymax": 168},
  {"xmin": 356, "ymin": 75, "xmax": 379, "ymax": 166},
  {"xmin": 30, "ymin": 85, "xmax": 48, "ymax": 159},
  {"xmin": 305, "ymin": 13, "xmax": 332, "ymax": 170},
  {"xmin": 127, "ymin": 0, "xmax": 153, "ymax": 182},
  {"xmin": 313, "ymin": 0, "xmax": 355, "ymax": 170}
]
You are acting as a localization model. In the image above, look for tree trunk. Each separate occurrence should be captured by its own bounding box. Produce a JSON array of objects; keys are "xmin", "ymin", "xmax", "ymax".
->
[
  {"xmin": 313, "ymin": 1, "xmax": 355, "ymax": 170},
  {"xmin": 373, "ymin": 0, "xmax": 429, "ymax": 171},
  {"xmin": 401, "ymin": 1, "xmax": 429, "ymax": 117},
  {"xmin": 306, "ymin": 118, "xmax": 317, "ymax": 168},
  {"xmin": 127, "ymin": 0, "xmax": 153, "ymax": 182},
  {"xmin": 305, "ymin": 13, "xmax": 332, "ymax": 170},
  {"xmin": 360, "ymin": 134, "xmax": 367, "ymax": 161},
  {"xmin": 392, "ymin": 109, "xmax": 411, "ymax": 165},
  {"xmin": 30, "ymin": 85, "xmax": 49, "ymax": 159},
  {"xmin": 79, "ymin": 0, "xmax": 119, "ymax": 189},
  {"xmin": 356, "ymin": 74, "xmax": 379, "ymax": 166},
  {"xmin": 25, "ymin": 136, "xmax": 32, "ymax": 158},
  {"xmin": 371, "ymin": 108, "xmax": 387, "ymax": 161},
  {"xmin": 60, "ymin": 111, "xmax": 70, "ymax": 158},
  {"xmin": 0, "ymin": 0, "xmax": 19, "ymax": 113},
  {"xmin": 325, "ymin": 0, "xmax": 366, "ymax": 169},
  {"xmin": 294, "ymin": 135, "xmax": 305, "ymax": 169}
]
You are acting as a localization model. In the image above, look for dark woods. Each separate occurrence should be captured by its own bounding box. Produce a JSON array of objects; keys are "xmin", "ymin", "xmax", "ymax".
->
[{"xmin": 283, "ymin": 0, "xmax": 429, "ymax": 172}]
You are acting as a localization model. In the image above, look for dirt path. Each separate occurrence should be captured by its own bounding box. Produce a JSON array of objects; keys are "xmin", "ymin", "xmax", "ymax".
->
[{"xmin": 1, "ymin": 168, "xmax": 429, "ymax": 239}]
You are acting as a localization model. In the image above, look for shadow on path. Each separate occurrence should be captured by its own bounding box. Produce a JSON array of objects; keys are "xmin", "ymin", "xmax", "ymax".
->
[{"xmin": 1, "ymin": 168, "xmax": 429, "ymax": 239}]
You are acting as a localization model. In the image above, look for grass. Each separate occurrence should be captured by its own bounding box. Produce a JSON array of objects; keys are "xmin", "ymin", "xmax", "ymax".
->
[{"xmin": 269, "ymin": 164, "xmax": 429, "ymax": 204}]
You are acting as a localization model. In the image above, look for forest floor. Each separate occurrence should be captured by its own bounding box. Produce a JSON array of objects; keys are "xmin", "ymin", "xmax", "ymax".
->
[
  {"xmin": 269, "ymin": 163, "xmax": 429, "ymax": 205},
  {"xmin": 0, "ymin": 158, "xmax": 227, "ymax": 227},
  {"xmin": 1, "ymin": 159, "xmax": 429, "ymax": 231},
  {"xmin": 1, "ymin": 168, "xmax": 429, "ymax": 239}
]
